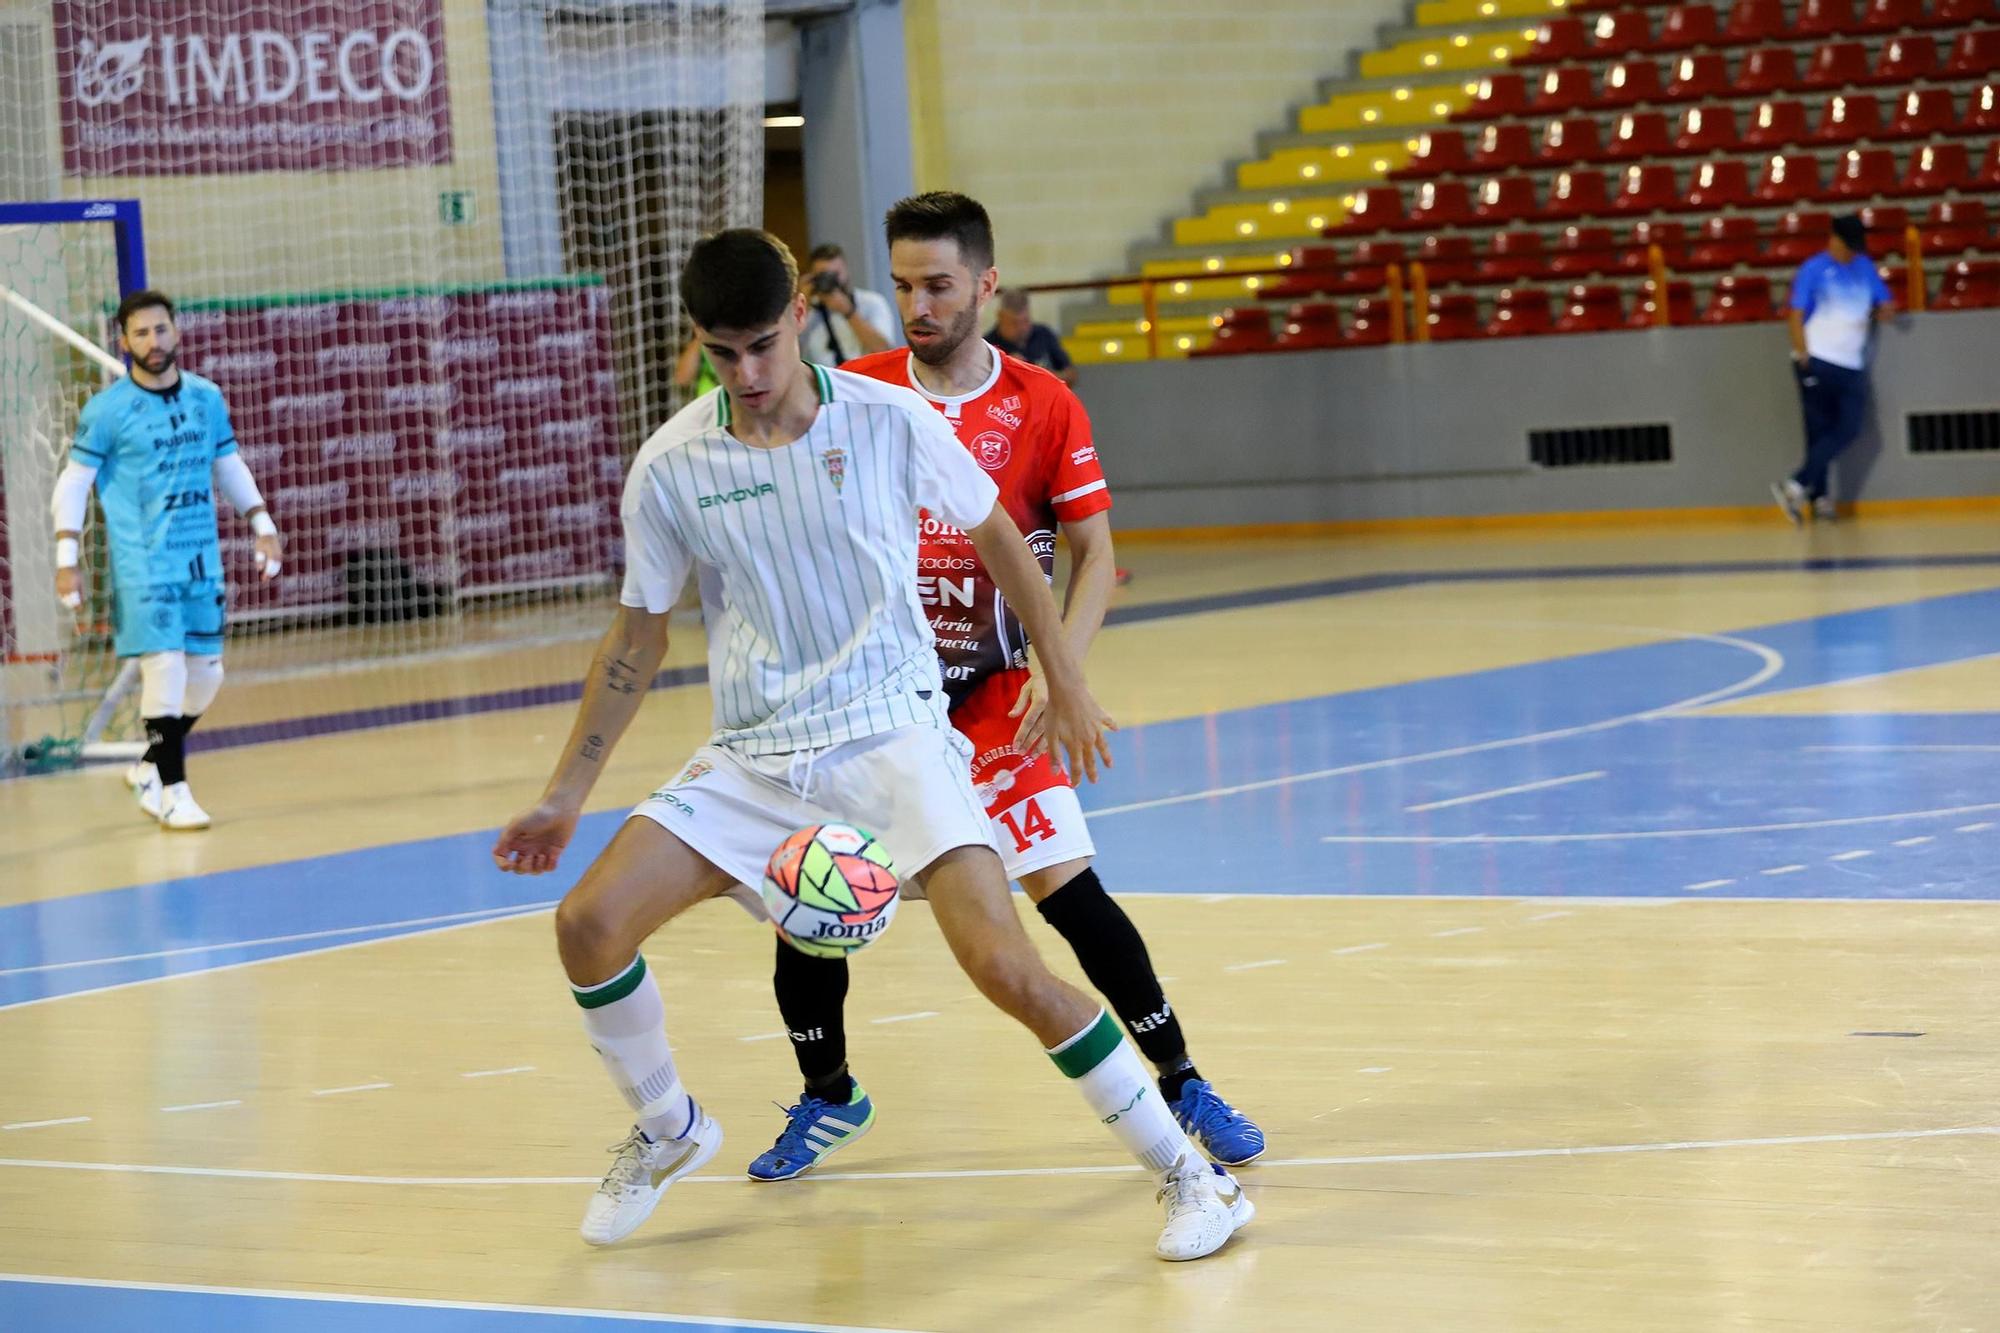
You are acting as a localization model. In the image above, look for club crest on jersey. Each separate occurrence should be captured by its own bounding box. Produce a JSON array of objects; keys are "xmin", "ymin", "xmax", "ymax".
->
[
  {"xmin": 971, "ymin": 431, "xmax": 1012, "ymax": 470},
  {"xmin": 820, "ymin": 446, "xmax": 847, "ymax": 494},
  {"xmin": 674, "ymin": 759, "xmax": 713, "ymax": 787}
]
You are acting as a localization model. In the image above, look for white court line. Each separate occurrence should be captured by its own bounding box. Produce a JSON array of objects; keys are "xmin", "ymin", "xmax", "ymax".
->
[
  {"xmin": 1331, "ymin": 942, "xmax": 1388, "ymax": 956},
  {"xmin": 1830, "ymin": 851, "xmax": 1873, "ymax": 862},
  {"xmin": 160, "ymin": 1100, "xmax": 241, "ymax": 1114},
  {"xmin": 2, "ymin": 1124, "xmax": 1991, "ymax": 1188},
  {"xmin": 1223, "ymin": 959, "xmax": 1287, "ymax": 971},
  {"xmin": 1404, "ymin": 770, "xmax": 1607, "ymax": 814},
  {"xmin": 870, "ymin": 1011, "xmax": 939, "ymax": 1025},
  {"xmin": 1, "ymin": 1117, "xmax": 89, "ymax": 1132},
  {"xmin": 311, "ymin": 1082, "xmax": 391, "ymax": 1098},
  {"xmin": 1357, "ymin": 1067, "xmax": 1392, "ymax": 1075},
  {"xmin": 1685, "ymin": 879, "xmax": 1735, "ymax": 891},
  {"xmin": 461, "ymin": 1066, "xmax": 535, "ymax": 1080},
  {"xmin": 1762, "ymin": 865, "xmax": 1808, "ymax": 876},
  {"xmin": 1958, "ymin": 822, "xmax": 1995, "ymax": 833},
  {"xmin": 1803, "ymin": 743, "xmax": 2000, "ymax": 753},
  {"xmin": 1524, "ymin": 910, "xmax": 1573, "ymax": 922},
  {"xmin": 737, "ymin": 1033, "xmax": 787, "ymax": 1043},
  {"xmin": 1432, "ymin": 926, "xmax": 1484, "ymax": 937},
  {"xmin": 1320, "ymin": 800, "xmax": 2000, "ymax": 844},
  {"xmin": 0, "ymin": 903, "xmax": 554, "ymax": 978},
  {"xmin": 0, "ymin": 1273, "xmax": 918, "ymax": 1333},
  {"xmin": 1088, "ymin": 625, "xmax": 1783, "ymax": 822},
  {"xmin": 1893, "ymin": 836, "xmax": 1934, "ymax": 848}
]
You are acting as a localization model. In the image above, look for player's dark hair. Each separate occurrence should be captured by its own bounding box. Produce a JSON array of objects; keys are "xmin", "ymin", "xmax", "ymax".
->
[
  {"xmin": 681, "ymin": 230, "xmax": 799, "ymax": 333},
  {"xmin": 807, "ymin": 242, "xmax": 845, "ymax": 263},
  {"xmin": 114, "ymin": 289, "xmax": 175, "ymax": 332},
  {"xmin": 884, "ymin": 192, "xmax": 995, "ymax": 272}
]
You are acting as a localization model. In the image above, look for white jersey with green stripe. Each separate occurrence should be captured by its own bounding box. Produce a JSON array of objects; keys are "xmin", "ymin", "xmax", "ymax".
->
[{"xmin": 619, "ymin": 362, "xmax": 1001, "ymax": 755}]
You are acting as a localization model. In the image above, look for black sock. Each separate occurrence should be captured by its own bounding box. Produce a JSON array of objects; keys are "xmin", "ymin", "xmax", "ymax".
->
[
  {"xmin": 144, "ymin": 715, "xmax": 190, "ymax": 785},
  {"xmin": 1158, "ymin": 1059, "xmax": 1200, "ymax": 1103},
  {"xmin": 772, "ymin": 936, "xmax": 854, "ymax": 1102},
  {"xmin": 1035, "ymin": 868, "xmax": 1195, "ymax": 1075}
]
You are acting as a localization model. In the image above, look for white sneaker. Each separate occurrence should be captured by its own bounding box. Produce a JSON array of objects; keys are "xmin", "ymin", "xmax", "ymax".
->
[
  {"xmin": 125, "ymin": 760, "xmax": 157, "ymax": 791},
  {"xmin": 1155, "ymin": 1155, "xmax": 1254, "ymax": 1261},
  {"xmin": 135, "ymin": 774, "xmax": 164, "ymax": 821},
  {"xmin": 1812, "ymin": 497, "xmax": 1838, "ymax": 523},
  {"xmin": 1770, "ymin": 479, "xmax": 1806, "ymax": 528},
  {"xmin": 580, "ymin": 1109, "xmax": 723, "ymax": 1246},
  {"xmin": 156, "ymin": 781, "xmax": 212, "ymax": 831}
]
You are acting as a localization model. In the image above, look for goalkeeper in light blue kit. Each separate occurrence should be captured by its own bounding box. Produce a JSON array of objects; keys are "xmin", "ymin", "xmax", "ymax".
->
[{"xmin": 50, "ymin": 290, "xmax": 283, "ymax": 829}]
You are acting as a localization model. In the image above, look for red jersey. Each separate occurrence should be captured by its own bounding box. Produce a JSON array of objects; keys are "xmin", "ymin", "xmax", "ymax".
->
[{"xmin": 846, "ymin": 348, "xmax": 1111, "ymax": 706}]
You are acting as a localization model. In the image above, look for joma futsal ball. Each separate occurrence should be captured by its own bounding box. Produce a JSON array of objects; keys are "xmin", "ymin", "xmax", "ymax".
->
[{"xmin": 761, "ymin": 823, "xmax": 900, "ymax": 958}]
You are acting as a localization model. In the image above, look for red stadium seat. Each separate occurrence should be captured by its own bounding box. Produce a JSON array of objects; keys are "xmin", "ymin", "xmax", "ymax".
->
[
  {"xmin": 1672, "ymin": 104, "xmax": 1741, "ymax": 155},
  {"xmin": 1485, "ymin": 285, "xmax": 1555, "ymax": 336},
  {"xmin": 1520, "ymin": 17, "xmax": 1590, "ymax": 64},
  {"xmin": 1827, "ymin": 146, "xmax": 1899, "ymax": 198},
  {"xmin": 1944, "ymin": 27, "xmax": 2000, "ymax": 76},
  {"xmin": 1592, "ymin": 58, "xmax": 1666, "ymax": 107},
  {"xmin": 1345, "ymin": 296, "xmax": 1395, "ymax": 345},
  {"xmin": 1625, "ymin": 218, "xmax": 1691, "ymax": 267},
  {"xmin": 1923, "ymin": 199, "xmax": 1993, "ymax": 253},
  {"xmin": 1590, "ymin": 9, "xmax": 1655, "ymax": 55},
  {"xmin": 1802, "ymin": 41, "xmax": 1872, "ymax": 89},
  {"xmin": 1330, "ymin": 186, "xmax": 1405, "ymax": 234},
  {"xmin": 1456, "ymin": 73, "xmax": 1529, "ymax": 121},
  {"xmin": 1604, "ymin": 112, "xmax": 1673, "ymax": 161},
  {"xmin": 1417, "ymin": 233, "xmax": 1478, "ymax": 283},
  {"xmin": 1737, "ymin": 47, "xmax": 1802, "ymax": 97},
  {"xmin": 1532, "ymin": 66, "xmax": 1598, "ymax": 114},
  {"xmin": 1651, "ymin": 4, "xmax": 1721, "ymax": 49},
  {"xmin": 1767, "ymin": 210, "xmax": 1834, "ymax": 262},
  {"xmin": 1266, "ymin": 245, "xmax": 1341, "ymax": 300},
  {"xmin": 1884, "ymin": 88, "xmax": 1957, "ymax": 139},
  {"xmin": 1926, "ymin": 0, "xmax": 1995, "ymax": 22},
  {"xmin": 1755, "ymin": 152, "xmax": 1824, "ymax": 203},
  {"xmin": 1476, "ymin": 175, "xmax": 1543, "ymax": 223},
  {"xmin": 1542, "ymin": 168, "xmax": 1613, "ymax": 219},
  {"xmin": 1345, "ymin": 239, "xmax": 1408, "ymax": 291},
  {"xmin": 1721, "ymin": 0, "xmax": 1787, "ymax": 45},
  {"xmin": 1193, "ymin": 307, "xmax": 1274, "ymax": 356},
  {"xmin": 1794, "ymin": 0, "xmax": 1861, "ymax": 37},
  {"xmin": 1980, "ymin": 140, "xmax": 2000, "ymax": 188},
  {"xmin": 1743, "ymin": 100, "xmax": 1810, "ymax": 148},
  {"xmin": 1557, "ymin": 283, "xmax": 1629, "ymax": 331},
  {"xmin": 1966, "ymin": 83, "xmax": 2000, "ymax": 133},
  {"xmin": 1808, "ymin": 92, "xmax": 1883, "ymax": 143},
  {"xmin": 1687, "ymin": 214, "xmax": 1765, "ymax": 268},
  {"xmin": 1408, "ymin": 179, "xmax": 1474, "ymax": 228},
  {"xmin": 1858, "ymin": 203, "xmax": 1911, "ymax": 249},
  {"xmin": 1275, "ymin": 302, "xmax": 1344, "ymax": 350},
  {"xmin": 1701, "ymin": 273, "xmax": 1778, "ymax": 321},
  {"xmin": 1665, "ymin": 53, "xmax": 1732, "ymax": 100},
  {"xmin": 1855, "ymin": 0, "xmax": 1924, "ymax": 31},
  {"xmin": 1473, "ymin": 122, "xmax": 1537, "ymax": 170},
  {"xmin": 1895, "ymin": 141, "xmax": 1972, "ymax": 194},
  {"xmin": 1425, "ymin": 291, "xmax": 1483, "ymax": 340},
  {"xmin": 1538, "ymin": 116, "xmax": 1605, "ymax": 164},
  {"xmin": 1937, "ymin": 259, "xmax": 2000, "ymax": 308},
  {"xmin": 1862, "ymin": 34, "xmax": 1939, "ymax": 84},
  {"xmin": 1392, "ymin": 130, "xmax": 1470, "ymax": 180},
  {"xmin": 1683, "ymin": 157, "xmax": 1752, "ymax": 208},
  {"xmin": 1876, "ymin": 260, "xmax": 1914, "ymax": 309},
  {"xmin": 1479, "ymin": 230, "xmax": 1548, "ymax": 282},
  {"xmin": 1626, "ymin": 277, "xmax": 1700, "ymax": 324},
  {"xmin": 1613, "ymin": 161, "xmax": 1682, "ymax": 210},
  {"xmin": 1550, "ymin": 225, "xmax": 1620, "ymax": 275}
]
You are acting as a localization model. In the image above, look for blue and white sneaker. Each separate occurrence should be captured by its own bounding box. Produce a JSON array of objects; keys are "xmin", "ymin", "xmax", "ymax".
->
[
  {"xmin": 745, "ymin": 1087, "xmax": 875, "ymax": 1181},
  {"xmin": 1169, "ymin": 1080, "xmax": 1266, "ymax": 1166}
]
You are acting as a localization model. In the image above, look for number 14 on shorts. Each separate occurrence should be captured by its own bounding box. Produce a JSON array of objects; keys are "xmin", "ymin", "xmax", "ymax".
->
[{"xmin": 998, "ymin": 799, "xmax": 1056, "ymax": 853}]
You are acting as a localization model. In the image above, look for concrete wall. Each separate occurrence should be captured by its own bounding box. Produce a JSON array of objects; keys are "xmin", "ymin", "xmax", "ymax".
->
[
  {"xmin": 1076, "ymin": 311, "xmax": 2000, "ymax": 531},
  {"xmin": 902, "ymin": 0, "xmax": 1407, "ymax": 285}
]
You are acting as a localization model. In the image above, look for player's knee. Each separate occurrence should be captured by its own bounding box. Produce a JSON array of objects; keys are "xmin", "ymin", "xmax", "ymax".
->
[
  {"xmin": 138, "ymin": 651, "xmax": 188, "ymax": 717},
  {"xmin": 182, "ymin": 655, "xmax": 224, "ymax": 715},
  {"xmin": 554, "ymin": 891, "xmax": 628, "ymax": 977}
]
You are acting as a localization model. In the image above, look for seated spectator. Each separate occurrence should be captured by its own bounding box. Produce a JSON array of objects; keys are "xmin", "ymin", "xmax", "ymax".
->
[{"xmin": 986, "ymin": 288, "xmax": 1077, "ymax": 384}]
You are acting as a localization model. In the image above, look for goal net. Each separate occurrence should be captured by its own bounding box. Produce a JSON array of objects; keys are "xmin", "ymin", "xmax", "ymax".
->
[{"xmin": 0, "ymin": 0, "xmax": 764, "ymax": 772}]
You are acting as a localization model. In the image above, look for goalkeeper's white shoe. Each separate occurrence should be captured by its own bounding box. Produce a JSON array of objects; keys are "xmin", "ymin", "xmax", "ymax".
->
[
  {"xmin": 580, "ymin": 1109, "xmax": 723, "ymax": 1246},
  {"xmin": 135, "ymin": 773, "xmax": 164, "ymax": 821},
  {"xmin": 125, "ymin": 760, "xmax": 157, "ymax": 791},
  {"xmin": 156, "ymin": 782, "xmax": 212, "ymax": 831}
]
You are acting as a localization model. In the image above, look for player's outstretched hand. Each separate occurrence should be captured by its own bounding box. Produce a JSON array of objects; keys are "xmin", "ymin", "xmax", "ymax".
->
[
  {"xmin": 54, "ymin": 566, "xmax": 83, "ymax": 614},
  {"xmin": 494, "ymin": 800, "xmax": 580, "ymax": 875},
  {"xmin": 1026, "ymin": 676, "xmax": 1116, "ymax": 784},
  {"xmin": 253, "ymin": 531, "xmax": 284, "ymax": 580}
]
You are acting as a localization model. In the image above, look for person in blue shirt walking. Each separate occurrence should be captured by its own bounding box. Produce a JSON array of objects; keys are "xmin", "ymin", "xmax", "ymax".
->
[
  {"xmin": 49, "ymin": 289, "xmax": 283, "ymax": 829},
  {"xmin": 1772, "ymin": 215, "xmax": 1895, "ymax": 526}
]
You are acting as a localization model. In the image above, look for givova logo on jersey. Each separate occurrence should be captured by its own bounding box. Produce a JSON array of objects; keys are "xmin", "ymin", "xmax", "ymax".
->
[{"xmin": 697, "ymin": 483, "xmax": 776, "ymax": 510}]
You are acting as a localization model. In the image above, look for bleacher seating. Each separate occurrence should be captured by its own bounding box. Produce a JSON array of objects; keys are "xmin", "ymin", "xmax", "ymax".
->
[
  {"xmin": 1936, "ymin": 258, "xmax": 2000, "ymax": 305},
  {"xmin": 1701, "ymin": 273, "xmax": 1780, "ymax": 320},
  {"xmin": 1486, "ymin": 285, "xmax": 1556, "ymax": 335},
  {"xmin": 1558, "ymin": 281, "xmax": 1630, "ymax": 329}
]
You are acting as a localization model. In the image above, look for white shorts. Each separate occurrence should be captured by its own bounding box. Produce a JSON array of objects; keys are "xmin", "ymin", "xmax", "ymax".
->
[
  {"xmin": 632, "ymin": 722, "xmax": 997, "ymax": 921},
  {"xmin": 987, "ymin": 781, "xmax": 1097, "ymax": 880}
]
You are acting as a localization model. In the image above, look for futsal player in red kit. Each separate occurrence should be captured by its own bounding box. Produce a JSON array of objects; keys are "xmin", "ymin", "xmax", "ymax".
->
[{"xmin": 749, "ymin": 193, "xmax": 1265, "ymax": 1191}]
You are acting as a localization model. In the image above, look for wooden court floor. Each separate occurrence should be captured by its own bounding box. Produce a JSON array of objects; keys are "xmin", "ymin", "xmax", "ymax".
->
[{"xmin": 4, "ymin": 517, "xmax": 1999, "ymax": 1331}]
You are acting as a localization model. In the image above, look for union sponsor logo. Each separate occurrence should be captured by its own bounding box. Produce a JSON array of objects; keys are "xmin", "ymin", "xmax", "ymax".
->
[{"xmin": 986, "ymin": 403, "xmax": 1022, "ymax": 429}]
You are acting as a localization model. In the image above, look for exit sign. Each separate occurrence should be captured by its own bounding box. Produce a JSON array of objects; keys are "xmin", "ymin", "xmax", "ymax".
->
[{"xmin": 439, "ymin": 190, "xmax": 475, "ymax": 226}]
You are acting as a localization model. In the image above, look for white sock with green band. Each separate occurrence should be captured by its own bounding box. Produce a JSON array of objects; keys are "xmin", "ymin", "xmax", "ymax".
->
[
  {"xmin": 1048, "ymin": 1009, "xmax": 1197, "ymax": 1174},
  {"xmin": 571, "ymin": 954, "xmax": 693, "ymax": 1142}
]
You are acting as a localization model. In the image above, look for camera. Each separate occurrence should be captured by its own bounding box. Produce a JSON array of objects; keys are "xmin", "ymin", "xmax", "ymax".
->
[{"xmin": 808, "ymin": 269, "xmax": 846, "ymax": 297}]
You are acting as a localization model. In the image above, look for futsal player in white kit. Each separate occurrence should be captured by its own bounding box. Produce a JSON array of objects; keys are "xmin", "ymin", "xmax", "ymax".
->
[{"xmin": 492, "ymin": 230, "xmax": 1253, "ymax": 1261}]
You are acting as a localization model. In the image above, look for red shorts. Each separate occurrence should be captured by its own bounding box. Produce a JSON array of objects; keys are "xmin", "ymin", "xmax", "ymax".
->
[{"xmin": 951, "ymin": 670, "xmax": 1097, "ymax": 878}]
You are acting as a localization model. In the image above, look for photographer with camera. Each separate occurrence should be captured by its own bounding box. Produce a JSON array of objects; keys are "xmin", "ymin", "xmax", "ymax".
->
[{"xmin": 798, "ymin": 243, "xmax": 901, "ymax": 367}]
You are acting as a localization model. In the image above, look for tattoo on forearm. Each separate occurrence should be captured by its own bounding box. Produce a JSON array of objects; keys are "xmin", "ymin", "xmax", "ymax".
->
[
  {"xmin": 604, "ymin": 656, "xmax": 642, "ymax": 694},
  {"xmin": 580, "ymin": 733, "xmax": 605, "ymax": 762}
]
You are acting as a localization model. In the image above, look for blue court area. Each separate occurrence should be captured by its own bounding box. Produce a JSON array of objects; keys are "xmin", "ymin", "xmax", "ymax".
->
[
  {"xmin": 7, "ymin": 583, "xmax": 2000, "ymax": 1014},
  {"xmin": 0, "ymin": 1278, "xmax": 874, "ymax": 1333}
]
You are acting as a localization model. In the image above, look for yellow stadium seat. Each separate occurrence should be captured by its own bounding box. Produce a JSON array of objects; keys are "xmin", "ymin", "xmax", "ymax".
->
[
  {"xmin": 1300, "ymin": 83, "xmax": 1470, "ymax": 133},
  {"xmin": 1238, "ymin": 141, "xmax": 1413, "ymax": 190},
  {"xmin": 1360, "ymin": 34, "xmax": 1520, "ymax": 79},
  {"xmin": 1415, "ymin": 0, "xmax": 1567, "ymax": 27}
]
